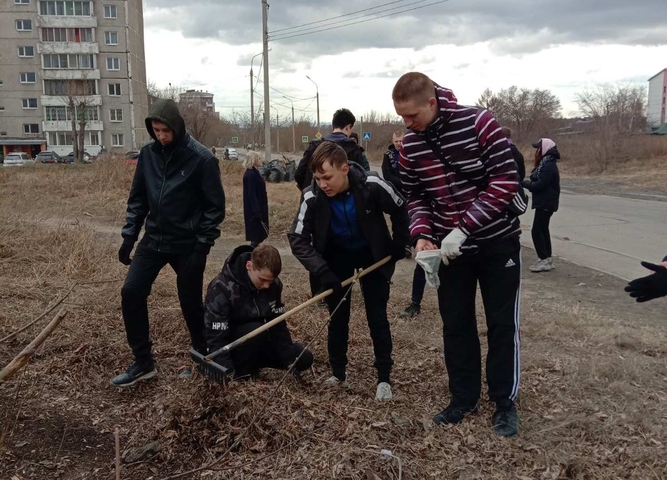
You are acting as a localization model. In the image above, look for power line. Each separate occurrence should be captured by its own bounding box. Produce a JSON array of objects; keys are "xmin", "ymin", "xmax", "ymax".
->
[
  {"xmin": 268, "ymin": 0, "xmax": 410, "ymax": 34},
  {"xmin": 270, "ymin": 0, "xmax": 449, "ymax": 42},
  {"xmin": 251, "ymin": 76, "xmax": 316, "ymax": 102}
]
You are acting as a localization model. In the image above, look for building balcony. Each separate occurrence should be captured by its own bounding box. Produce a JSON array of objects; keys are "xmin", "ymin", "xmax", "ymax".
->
[
  {"xmin": 37, "ymin": 16, "xmax": 97, "ymax": 29},
  {"xmin": 41, "ymin": 95, "xmax": 102, "ymax": 107},
  {"xmin": 42, "ymin": 69, "xmax": 101, "ymax": 80},
  {"xmin": 38, "ymin": 42, "xmax": 99, "ymax": 55},
  {"xmin": 42, "ymin": 120, "xmax": 104, "ymax": 131}
]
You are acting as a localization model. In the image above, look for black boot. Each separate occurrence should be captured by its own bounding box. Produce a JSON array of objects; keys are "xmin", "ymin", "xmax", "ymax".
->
[
  {"xmin": 492, "ymin": 402, "xmax": 519, "ymax": 438},
  {"xmin": 433, "ymin": 401, "xmax": 478, "ymax": 425}
]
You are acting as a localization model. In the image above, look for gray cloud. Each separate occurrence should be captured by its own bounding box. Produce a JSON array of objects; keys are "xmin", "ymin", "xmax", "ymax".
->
[{"xmin": 144, "ymin": 0, "xmax": 667, "ymax": 57}]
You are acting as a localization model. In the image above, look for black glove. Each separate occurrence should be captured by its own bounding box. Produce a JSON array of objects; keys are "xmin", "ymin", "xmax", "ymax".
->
[
  {"xmin": 118, "ymin": 240, "xmax": 134, "ymax": 266},
  {"xmin": 185, "ymin": 244, "xmax": 209, "ymax": 274},
  {"xmin": 390, "ymin": 243, "xmax": 408, "ymax": 263},
  {"xmin": 319, "ymin": 269, "xmax": 344, "ymax": 297},
  {"xmin": 625, "ymin": 261, "xmax": 667, "ymax": 303}
]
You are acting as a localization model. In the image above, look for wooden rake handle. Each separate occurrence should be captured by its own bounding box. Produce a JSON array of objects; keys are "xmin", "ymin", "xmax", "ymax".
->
[{"xmin": 205, "ymin": 255, "xmax": 391, "ymax": 361}]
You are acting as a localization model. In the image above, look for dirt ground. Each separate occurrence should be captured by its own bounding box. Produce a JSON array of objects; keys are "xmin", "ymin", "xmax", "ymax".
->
[{"xmin": 1, "ymin": 161, "xmax": 666, "ymax": 479}]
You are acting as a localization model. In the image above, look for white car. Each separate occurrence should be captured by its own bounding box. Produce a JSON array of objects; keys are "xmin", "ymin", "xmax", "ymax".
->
[
  {"xmin": 227, "ymin": 148, "xmax": 239, "ymax": 160},
  {"xmin": 3, "ymin": 152, "xmax": 34, "ymax": 166}
]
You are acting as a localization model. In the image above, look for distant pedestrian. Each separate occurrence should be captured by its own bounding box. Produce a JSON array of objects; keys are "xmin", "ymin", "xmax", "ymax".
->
[
  {"xmin": 243, "ymin": 151, "xmax": 269, "ymax": 248},
  {"xmin": 523, "ymin": 138, "xmax": 561, "ymax": 272},
  {"xmin": 211, "ymin": 146, "xmax": 217, "ymax": 156}
]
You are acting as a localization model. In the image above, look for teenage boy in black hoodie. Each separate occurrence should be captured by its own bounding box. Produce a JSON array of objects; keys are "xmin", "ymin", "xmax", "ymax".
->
[
  {"xmin": 111, "ymin": 99, "xmax": 226, "ymax": 387},
  {"xmin": 204, "ymin": 244, "xmax": 313, "ymax": 378},
  {"xmin": 289, "ymin": 141, "xmax": 410, "ymax": 400}
]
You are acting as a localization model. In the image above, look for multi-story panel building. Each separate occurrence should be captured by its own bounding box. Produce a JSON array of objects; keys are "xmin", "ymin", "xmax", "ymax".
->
[
  {"xmin": 647, "ymin": 68, "xmax": 666, "ymax": 132},
  {"xmin": 0, "ymin": 0, "xmax": 150, "ymax": 158},
  {"xmin": 179, "ymin": 89, "xmax": 216, "ymax": 114}
]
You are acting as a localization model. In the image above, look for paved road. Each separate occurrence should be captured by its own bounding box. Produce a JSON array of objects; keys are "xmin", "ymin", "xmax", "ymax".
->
[{"xmin": 520, "ymin": 191, "xmax": 667, "ymax": 281}]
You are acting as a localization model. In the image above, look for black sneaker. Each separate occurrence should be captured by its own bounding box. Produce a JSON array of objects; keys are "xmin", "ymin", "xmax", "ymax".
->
[
  {"xmin": 399, "ymin": 303, "xmax": 420, "ymax": 318},
  {"xmin": 492, "ymin": 403, "xmax": 519, "ymax": 438},
  {"xmin": 110, "ymin": 361, "xmax": 157, "ymax": 387},
  {"xmin": 433, "ymin": 402, "xmax": 478, "ymax": 425}
]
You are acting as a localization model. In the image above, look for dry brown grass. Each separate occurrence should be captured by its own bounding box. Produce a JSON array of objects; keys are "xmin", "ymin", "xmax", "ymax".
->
[{"xmin": 1, "ymin": 164, "xmax": 666, "ymax": 479}]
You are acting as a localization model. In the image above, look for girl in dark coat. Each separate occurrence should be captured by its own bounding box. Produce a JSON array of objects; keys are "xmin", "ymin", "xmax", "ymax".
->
[
  {"xmin": 523, "ymin": 138, "xmax": 561, "ymax": 272},
  {"xmin": 243, "ymin": 151, "xmax": 269, "ymax": 247}
]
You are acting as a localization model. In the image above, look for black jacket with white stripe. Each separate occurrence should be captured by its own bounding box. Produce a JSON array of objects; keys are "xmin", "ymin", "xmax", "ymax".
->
[{"xmin": 288, "ymin": 162, "xmax": 410, "ymax": 280}]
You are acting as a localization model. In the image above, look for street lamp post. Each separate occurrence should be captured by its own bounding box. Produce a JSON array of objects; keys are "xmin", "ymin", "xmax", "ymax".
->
[
  {"xmin": 306, "ymin": 75, "xmax": 320, "ymax": 134},
  {"xmin": 249, "ymin": 51, "xmax": 263, "ymax": 149},
  {"xmin": 283, "ymin": 96, "xmax": 295, "ymax": 152}
]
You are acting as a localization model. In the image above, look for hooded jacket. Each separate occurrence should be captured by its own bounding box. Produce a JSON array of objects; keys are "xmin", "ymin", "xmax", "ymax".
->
[
  {"xmin": 381, "ymin": 144, "xmax": 402, "ymax": 193},
  {"xmin": 288, "ymin": 162, "xmax": 410, "ymax": 280},
  {"xmin": 203, "ymin": 245, "xmax": 294, "ymax": 370},
  {"xmin": 294, "ymin": 132, "xmax": 364, "ymax": 191},
  {"xmin": 121, "ymin": 99, "xmax": 226, "ymax": 254},
  {"xmin": 399, "ymin": 84, "xmax": 520, "ymax": 252},
  {"xmin": 243, "ymin": 166, "xmax": 269, "ymax": 243},
  {"xmin": 524, "ymin": 141, "xmax": 561, "ymax": 212}
]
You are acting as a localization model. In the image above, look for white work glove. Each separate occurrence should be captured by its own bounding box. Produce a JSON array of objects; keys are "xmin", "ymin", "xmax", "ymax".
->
[
  {"xmin": 415, "ymin": 250, "xmax": 443, "ymax": 289},
  {"xmin": 440, "ymin": 228, "xmax": 467, "ymax": 262}
]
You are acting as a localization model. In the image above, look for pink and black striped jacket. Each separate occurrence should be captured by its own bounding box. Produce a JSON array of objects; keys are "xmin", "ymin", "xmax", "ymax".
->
[{"xmin": 398, "ymin": 84, "xmax": 520, "ymax": 252}]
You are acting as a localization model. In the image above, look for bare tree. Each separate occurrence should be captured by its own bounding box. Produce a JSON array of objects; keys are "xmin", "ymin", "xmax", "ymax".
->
[
  {"xmin": 61, "ymin": 74, "xmax": 97, "ymax": 164},
  {"xmin": 476, "ymin": 86, "xmax": 561, "ymax": 142},
  {"xmin": 147, "ymin": 79, "xmax": 180, "ymax": 102},
  {"xmin": 574, "ymin": 83, "xmax": 647, "ymax": 172}
]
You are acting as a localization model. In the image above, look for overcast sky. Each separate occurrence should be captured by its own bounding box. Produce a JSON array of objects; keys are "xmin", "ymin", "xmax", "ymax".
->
[{"xmin": 143, "ymin": 0, "xmax": 667, "ymax": 123}]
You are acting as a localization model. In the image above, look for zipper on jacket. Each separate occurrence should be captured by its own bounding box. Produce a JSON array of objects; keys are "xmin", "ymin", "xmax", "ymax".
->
[{"xmin": 156, "ymin": 150, "xmax": 173, "ymax": 252}]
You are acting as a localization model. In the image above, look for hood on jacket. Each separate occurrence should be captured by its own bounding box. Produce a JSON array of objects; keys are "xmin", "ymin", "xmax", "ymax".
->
[
  {"xmin": 324, "ymin": 131, "xmax": 358, "ymax": 151},
  {"xmin": 145, "ymin": 99, "xmax": 187, "ymax": 146},
  {"xmin": 417, "ymin": 83, "xmax": 459, "ymax": 134},
  {"xmin": 532, "ymin": 138, "xmax": 559, "ymax": 159},
  {"xmin": 221, "ymin": 245, "xmax": 255, "ymax": 290}
]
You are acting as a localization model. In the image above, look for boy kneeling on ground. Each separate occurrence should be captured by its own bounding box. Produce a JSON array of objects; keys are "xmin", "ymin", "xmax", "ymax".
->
[{"xmin": 204, "ymin": 244, "xmax": 313, "ymax": 379}]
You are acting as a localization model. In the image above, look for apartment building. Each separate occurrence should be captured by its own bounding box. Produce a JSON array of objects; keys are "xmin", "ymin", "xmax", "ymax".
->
[
  {"xmin": 179, "ymin": 89, "xmax": 216, "ymax": 114},
  {"xmin": 0, "ymin": 0, "xmax": 150, "ymax": 158}
]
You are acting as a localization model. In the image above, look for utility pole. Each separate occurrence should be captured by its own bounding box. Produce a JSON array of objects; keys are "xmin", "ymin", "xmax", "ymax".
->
[
  {"xmin": 249, "ymin": 51, "xmax": 262, "ymax": 149},
  {"xmin": 261, "ymin": 0, "xmax": 271, "ymax": 162},
  {"xmin": 306, "ymin": 75, "xmax": 320, "ymax": 133},
  {"xmin": 283, "ymin": 96, "xmax": 295, "ymax": 152},
  {"xmin": 272, "ymin": 107, "xmax": 280, "ymax": 153}
]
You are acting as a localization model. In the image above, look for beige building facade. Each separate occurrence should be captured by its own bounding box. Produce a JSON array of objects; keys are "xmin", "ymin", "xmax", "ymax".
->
[{"xmin": 0, "ymin": 0, "xmax": 149, "ymax": 158}]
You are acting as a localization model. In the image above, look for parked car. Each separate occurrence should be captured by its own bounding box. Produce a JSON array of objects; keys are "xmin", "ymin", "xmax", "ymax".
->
[
  {"xmin": 64, "ymin": 151, "xmax": 92, "ymax": 164},
  {"xmin": 36, "ymin": 151, "xmax": 62, "ymax": 164},
  {"xmin": 227, "ymin": 148, "xmax": 239, "ymax": 160},
  {"xmin": 3, "ymin": 152, "xmax": 34, "ymax": 167},
  {"xmin": 125, "ymin": 150, "xmax": 140, "ymax": 166}
]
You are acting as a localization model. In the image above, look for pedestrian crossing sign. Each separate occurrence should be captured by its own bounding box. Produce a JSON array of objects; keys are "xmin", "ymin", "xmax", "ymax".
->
[{"xmin": 362, "ymin": 132, "xmax": 372, "ymax": 141}]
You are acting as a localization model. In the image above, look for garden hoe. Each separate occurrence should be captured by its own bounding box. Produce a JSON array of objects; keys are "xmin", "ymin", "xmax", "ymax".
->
[{"xmin": 190, "ymin": 256, "xmax": 391, "ymax": 385}]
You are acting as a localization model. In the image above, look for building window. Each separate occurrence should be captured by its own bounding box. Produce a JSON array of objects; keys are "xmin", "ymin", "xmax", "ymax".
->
[
  {"xmin": 89, "ymin": 131, "xmax": 99, "ymax": 145},
  {"xmin": 39, "ymin": 1, "xmax": 91, "ymax": 16},
  {"xmin": 112, "ymin": 133, "xmax": 124, "ymax": 146},
  {"xmin": 22, "ymin": 98, "xmax": 38, "ymax": 109},
  {"xmin": 109, "ymin": 108, "xmax": 123, "ymax": 122},
  {"xmin": 46, "ymin": 106, "xmax": 69, "ymax": 121},
  {"xmin": 104, "ymin": 4, "xmax": 117, "ymax": 18},
  {"xmin": 0, "ymin": 132, "xmax": 7, "ymax": 136},
  {"xmin": 0, "ymin": 107, "xmax": 5, "ymax": 111},
  {"xmin": 15, "ymin": 0, "xmax": 30, "ymax": 4},
  {"xmin": 41, "ymin": 27, "xmax": 93, "ymax": 43},
  {"xmin": 23, "ymin": 124, "xmax": 40, "ymax": 134},
  {"xmin": 44, "ymin": 79, "xmax": 96, "ymax": 95},
  {"xmin": 20, "ymin": 72, "xmax": 37, "ymax": 83},
  {"xmin": 75, "ymin": 106, "xmax": 99, "ymax": 121},
  {"xmin": 16, "ymin": 20, "xmax": 32, "ymax": 31},
  {"xmin": 18, "ymin": 46, "xmax": 35, "ymax": 57},
  {"xmin": 48, "ymin": 131, "xmax": 74, "ymax": 146},
  {"xmin": 106, "ymin": 57, "xmax": 120, "ymax": 71},
  {"xmin": 105, "ymin": 31, "xmax": 118, "ymax": 45},
  {"xmin": 108, "ymin": 83, "xmax": 121, "ymax": 96},
  {"xmin": 43, "ymin": 53, "xmax": 94, "ymax": 69}
]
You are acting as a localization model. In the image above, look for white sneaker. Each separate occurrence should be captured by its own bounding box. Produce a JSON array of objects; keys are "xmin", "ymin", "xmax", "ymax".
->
[
  {"xmin": 324, "ymin": 375, "xmax": 348, "ymax": 388},
  {"xmin": 547, "ymin": 257, "xmax": 555, "ymax": 268},
  {"xmin": 529, "ymin": 259, "xmax": 553, "ymax": 272},
  {"xmin": 375, "ymin": 382, "xmax": 392, "ymax": 401}
]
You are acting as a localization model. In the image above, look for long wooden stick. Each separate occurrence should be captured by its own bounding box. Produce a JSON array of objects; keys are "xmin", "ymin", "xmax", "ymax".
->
[
  {"xmin": 0, "ymin": 285, "xmax": 75, "ymax": 344},
  {"xmin": 115, "ymin": 426, "xmax": 121, "ymax": 480},
  {"xmin": 0, "ymin": 309, "xmax": 68, "ymax": 383},
  {"xmin": 205, "ymin": 256, "xmax": 391, "ymax": 361}
]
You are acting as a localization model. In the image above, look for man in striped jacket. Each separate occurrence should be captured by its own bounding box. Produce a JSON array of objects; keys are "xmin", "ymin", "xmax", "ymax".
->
[{"xmin": 392, "ymin": 72, "xmax": 521, "ymax": 438}]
